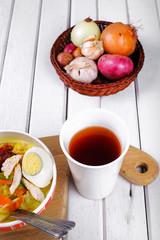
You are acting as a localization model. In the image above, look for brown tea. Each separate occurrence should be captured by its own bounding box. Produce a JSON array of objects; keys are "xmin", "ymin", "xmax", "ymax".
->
[{"xmin": 69, "ymin": 126, "xmax": 121, "ymax": 166}]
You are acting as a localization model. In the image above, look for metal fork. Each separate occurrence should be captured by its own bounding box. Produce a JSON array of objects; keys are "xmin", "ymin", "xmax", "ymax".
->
[{"xmin": 10, "ymin": 209, "xmax": 75, "ymax": 238}]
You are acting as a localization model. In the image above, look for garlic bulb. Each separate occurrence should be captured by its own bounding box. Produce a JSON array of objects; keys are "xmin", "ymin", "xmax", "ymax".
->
[
  {"xmin": 80, "ymin": 35, "xmax": 104, "ymax": 60},
  {"xmin": 64, "ymin": 57, "xmax": 98, "ymax": 83}
]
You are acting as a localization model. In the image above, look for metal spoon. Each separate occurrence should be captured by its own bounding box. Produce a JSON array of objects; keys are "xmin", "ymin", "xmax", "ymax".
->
[{"xmin": 10, "ymin": 209, "xmax": 75, "ymax": 238}]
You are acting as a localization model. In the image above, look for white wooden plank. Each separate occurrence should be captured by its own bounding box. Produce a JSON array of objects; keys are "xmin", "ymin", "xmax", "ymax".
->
[
  {"xmin": 29, "ymin": 0, "xmax": 69, "ymax": 138},
  {"xmin": 99, "ymin": 0, "xmax": 148, "ymax": 239},
  {"xmin": 98, "ymin": 0, "xmax": 128, "ymax": 23},
  {"xmin": 0, "ymin": 0, "xmax": 13, "ymax": 79},
  {"xmin": 127, "ymin": 0, "xmax": 160, "ymax": 159},
  {"xmin": 101, "ymin": 87, "xmax": 140, "ymax": 147},
  {"xmin": 65, "ymin": 179, "xmax": 103, "ymax": 240},
  {"xmin": 127, "ymin": 0, "xmax": 160, "ymax": 239},
  {"xmin": 66, "ymin": 1, "xmax": 103, "ymax": 240},
  {"xmin": 104, "ymin": 176, "xmax": 147, "ymax": 239},
  {"xmin": 70, "ymin": 0, "xmax": 98, "ymax": 26},
  {"xmin": 0, "ymin": 0, "xmax": 41, "ymax": 131},
  {"xmin": 157, "ymin": 0, "xmax": 160, "ymax": 15},
  {"xmin": 67, "ymin": 0, "xmax": 100, "ymax": 117}
]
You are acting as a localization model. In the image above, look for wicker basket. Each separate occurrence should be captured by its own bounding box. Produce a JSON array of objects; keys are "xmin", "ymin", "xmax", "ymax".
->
[{"xmin": 50, "ymin": 21, "xmax": 144, "ymax": 96}]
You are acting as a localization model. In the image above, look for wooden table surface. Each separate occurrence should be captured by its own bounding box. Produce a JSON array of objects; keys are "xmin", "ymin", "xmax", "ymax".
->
[{"xmin": 0, "ymin": 0, "xmax": 160, "ymax": 239}]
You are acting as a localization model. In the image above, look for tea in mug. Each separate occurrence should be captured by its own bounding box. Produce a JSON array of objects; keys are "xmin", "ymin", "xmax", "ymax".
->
[{"xmin": 69, "ymin": 126, "xmax": 121, "ymax": 166}]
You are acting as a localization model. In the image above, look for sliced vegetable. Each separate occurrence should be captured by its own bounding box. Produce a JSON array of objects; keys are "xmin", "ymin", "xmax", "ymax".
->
[
  {"xmin": 0, "ymin": 179, "xmax": 13, "ymax": 185},
  {"xmin": 0, "ymin": 195, "xmax": 25, "ymax": 214},
  {"xmin": 12, "ymin": 142, "xmax": 32, "ymax": 155},
  {"xmin": 14, "ymin": 188, "xmax": 27, "ymax": 197},
  {"xmin": 0, "ymin": 194, "xmax": 11, "ymax": 205},
  {"xmin": 18, "ymin": 182, "xmax": 26, "ymax": 189},
  {"xmin": 0, "ymin": 173, "xmax": 13, "ymax": 180}
]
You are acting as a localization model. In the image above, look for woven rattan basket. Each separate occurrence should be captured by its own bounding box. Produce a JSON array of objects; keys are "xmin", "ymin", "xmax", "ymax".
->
[{"xmin": 50, "ymin": 21, "xmax": 144, "ymax": 96}]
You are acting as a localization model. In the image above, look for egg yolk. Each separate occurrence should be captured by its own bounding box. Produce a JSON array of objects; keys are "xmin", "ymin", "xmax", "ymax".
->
[{"xmin": 22, "ymin": 153, "xmax": 42, "ymax": 175}]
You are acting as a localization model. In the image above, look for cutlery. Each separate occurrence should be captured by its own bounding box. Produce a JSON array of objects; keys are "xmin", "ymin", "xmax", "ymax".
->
[{"xmin": 10, "ymin": 209, "xmax": 75, "ymax": 238}]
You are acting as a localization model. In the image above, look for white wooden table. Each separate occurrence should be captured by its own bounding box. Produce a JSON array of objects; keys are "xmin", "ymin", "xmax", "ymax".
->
[{"xmin": 0, "ymin": 0, "xmax": 160, "ymax": 239}]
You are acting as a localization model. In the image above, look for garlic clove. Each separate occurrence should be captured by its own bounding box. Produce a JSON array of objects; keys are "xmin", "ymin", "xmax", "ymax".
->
[{"xmin": 80, "ymin": 35, "xmax": 104, "ymax": 60}]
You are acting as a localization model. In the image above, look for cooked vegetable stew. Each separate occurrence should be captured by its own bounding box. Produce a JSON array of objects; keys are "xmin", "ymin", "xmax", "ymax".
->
[{"xmin": 0, "ymin": 140, "xmax": 52, "ymax": 223}]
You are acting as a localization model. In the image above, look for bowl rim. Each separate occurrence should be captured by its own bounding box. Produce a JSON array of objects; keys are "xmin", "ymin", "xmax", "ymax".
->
[{"xmin": 0, "ymin": 130, "xmax": 57, "ymax": 229}]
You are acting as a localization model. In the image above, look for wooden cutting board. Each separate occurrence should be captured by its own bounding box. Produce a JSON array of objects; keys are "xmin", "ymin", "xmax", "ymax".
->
[{"xmin": 0, "ymin": 135, "xmax": 70, "ymax": 240}]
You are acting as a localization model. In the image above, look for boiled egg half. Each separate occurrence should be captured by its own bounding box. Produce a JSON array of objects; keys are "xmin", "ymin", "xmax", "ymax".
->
[{"xmin": 22, "ymin": 147, "xmax": 53, "ymax": 188}]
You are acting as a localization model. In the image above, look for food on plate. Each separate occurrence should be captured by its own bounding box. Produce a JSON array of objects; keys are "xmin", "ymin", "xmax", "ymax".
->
[
  {"xmin": 57, "ymin": 52, "xmax": 73, "ymax": 67},
  {"xmin": 100, "ymin": 22, "xmax": 137, "ymax": 56},
  {"xmin": 22, "ymin": 147, "xmax": 53, "ymax": 188},
  {"xmin": 64, "ymin": 57, "xmax": 98, "ymax": 83},
  {"xmin": 72, "ymin": 47, "xmax": 83, "ymax": 58},
  {"xmin": 80, "ymin": 35, "xmax": 104, "ymax": 60},
  {"xmin": 64, "ymin": 43, "xmax": 76, "ymax": 54},
  {"xmin": 71, "ymin": 18, "xmax": 101, "ymax": 47},
  {"xmin": 0, "ymin": 140, "xmax": 53, "ymax": 222},
  {"xmin": 98, "ymin": 54, "xmax": 134, "ymax": 80}
]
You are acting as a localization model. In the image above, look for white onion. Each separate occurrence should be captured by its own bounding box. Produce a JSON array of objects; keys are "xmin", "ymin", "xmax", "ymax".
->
[{"xmin": 71, "ymin": 18, "xmax": 101, "ymax": 47}]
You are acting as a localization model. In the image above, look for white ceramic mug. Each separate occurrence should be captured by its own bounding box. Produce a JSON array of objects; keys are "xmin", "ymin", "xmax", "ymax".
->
[{"xmin": 60, "ymin": 108, "xmax": 129, "ymax": 200}]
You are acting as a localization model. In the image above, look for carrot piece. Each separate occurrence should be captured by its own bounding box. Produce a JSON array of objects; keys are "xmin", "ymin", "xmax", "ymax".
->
[
  {"xmin": 0, "ymin": 194, "xmax": 11, "ymax": 205},
  {"xmin": 0, "ymin": 195, "xmax": 25, "ymax": 213},
  {"xmin": 0, "ymin": 173, "xmax": 13, "ymax": 180},
  {"xmin": 15, "ymin": 188, "xmax": 27, "ymax": 197},
  {"xmin": 0, "ymin": 179, "xmax": 13, "ymax": 185}
]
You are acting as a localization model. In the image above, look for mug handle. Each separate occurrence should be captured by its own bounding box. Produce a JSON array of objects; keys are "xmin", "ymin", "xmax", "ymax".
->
[{"xmin": 120, "ymin": 146, "xmax": 159, "ymax": 185}]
